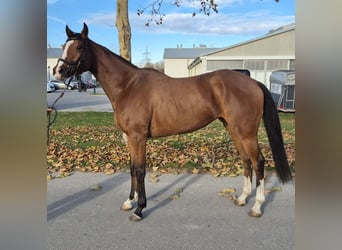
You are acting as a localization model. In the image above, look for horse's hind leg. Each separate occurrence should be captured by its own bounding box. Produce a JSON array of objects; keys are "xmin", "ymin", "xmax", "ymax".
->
[
  {"xmin": 242, "ymin": 138, "xmax": 266, "ymax": 217},
  {"xmin": 222, "ymin": 122, "xmax": 253, "ymax": 206},
  {"xmin": 224, "ymin": 122, "xmax": 265, "ymax": 217},
  {"xmin": 234, "ymin": 158, "xmax": 253, "ymax": 206},
  {"xmin": 248, "ymin": 150, "xmax": 265, "ymax": 217}
]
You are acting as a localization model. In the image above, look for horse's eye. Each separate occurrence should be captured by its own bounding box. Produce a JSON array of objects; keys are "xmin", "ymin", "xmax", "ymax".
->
[{"xmin": 77, "ymin": 45, "xmax": 83, "ymax": 50}]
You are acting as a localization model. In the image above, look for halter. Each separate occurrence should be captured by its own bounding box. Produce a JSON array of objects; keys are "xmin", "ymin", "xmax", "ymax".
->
[{"xmin": 57, "ymin": 36, "xmax": 88, "ymax": 79}]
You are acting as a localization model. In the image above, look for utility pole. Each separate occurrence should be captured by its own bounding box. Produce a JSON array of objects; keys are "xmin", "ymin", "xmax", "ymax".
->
[{"xmin": 142, "ymin": 47, "xmax": 151, "ymax": 66}]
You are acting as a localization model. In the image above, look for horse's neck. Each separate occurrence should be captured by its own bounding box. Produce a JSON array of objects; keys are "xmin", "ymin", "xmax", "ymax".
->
[{"xmin": 89, "ymin": 40, "xmax": 137, "ymax": 104}]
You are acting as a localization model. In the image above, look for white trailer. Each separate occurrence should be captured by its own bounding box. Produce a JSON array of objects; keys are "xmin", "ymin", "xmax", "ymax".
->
[{"xmin": 269, "ymin": 70, "xmax": 295, "ymax": 112}]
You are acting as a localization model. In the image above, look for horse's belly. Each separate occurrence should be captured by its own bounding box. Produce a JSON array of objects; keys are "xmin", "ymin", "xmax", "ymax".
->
[{"xmin": 149, "ymin": 110, "xmax": 216, "ymax": 138}]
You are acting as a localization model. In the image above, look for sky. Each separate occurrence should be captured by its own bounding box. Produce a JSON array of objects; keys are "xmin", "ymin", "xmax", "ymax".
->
[{"xmin": 47, "ymin": 0, "xmax": 295, "ymax": 66}]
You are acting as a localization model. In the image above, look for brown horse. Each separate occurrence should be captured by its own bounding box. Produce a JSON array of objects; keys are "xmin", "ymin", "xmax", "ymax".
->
[{"xmin": 53, "ymin": 23, "xmax": 292, "ymax": 221}]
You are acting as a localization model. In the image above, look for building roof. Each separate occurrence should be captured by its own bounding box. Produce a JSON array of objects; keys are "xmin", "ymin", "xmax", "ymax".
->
[
  {"xmin": 47, "ymin": 47, "xmax": 62, "ymax": 58},
  {"xmin": 163, "ymin": 47, "xmax": 221, "ymax": 59},
  {"xmin": 203, "ymin": 23, "xmax": 295, "ymax": 57}
]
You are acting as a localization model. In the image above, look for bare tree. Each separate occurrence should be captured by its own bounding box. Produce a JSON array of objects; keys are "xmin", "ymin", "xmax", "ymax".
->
[{"xmin": 116, "ymin": 0, "xmax": 131, "ymax": 61}]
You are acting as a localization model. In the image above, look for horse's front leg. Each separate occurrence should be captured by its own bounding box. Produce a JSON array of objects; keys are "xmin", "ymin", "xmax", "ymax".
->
[
  {"xmin": 120, "ymin": 164, "xmax": 138, "ymax": 211},
  {"xmin": 125, "ymin": 133, "xmax": 147, "ymax": 222},
  {"xmin": 120, "ymin": 134, "xmax": 137, "ymax": 211}
]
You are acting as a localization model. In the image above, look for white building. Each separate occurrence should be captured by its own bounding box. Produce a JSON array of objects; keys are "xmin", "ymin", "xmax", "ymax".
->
[
  {"xmin": 47, "ymin": 46, "xmax": 62, "ymax": 80},
  {"xmin": 188, "ymin": 23, "xmax": 295, "ymax": 88},
  {"xmin": 164, "ymin": 23, "xmax": 295, "ymax": 88},
  {"xmin": 163, "ymin": 46, "xmax": 220, "ymax": 77}
]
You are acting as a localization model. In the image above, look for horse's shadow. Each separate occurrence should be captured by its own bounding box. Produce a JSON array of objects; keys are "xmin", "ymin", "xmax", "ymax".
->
[
  {"xmin": 259, "ymin": 175, "xmax": 294, "ymax": 215},
  {"xmin": 47, "ymin": 174, "xmax": 128, "ymax": 221},
  {"xmin": 143, "ymin": 174, "xmax": 203, "ymax": 219}
]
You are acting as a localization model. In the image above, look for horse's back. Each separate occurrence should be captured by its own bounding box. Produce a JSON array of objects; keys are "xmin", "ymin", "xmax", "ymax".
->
[{"xmin": 192, "ymin": 69, "xmax": 264, "ymax": 115}]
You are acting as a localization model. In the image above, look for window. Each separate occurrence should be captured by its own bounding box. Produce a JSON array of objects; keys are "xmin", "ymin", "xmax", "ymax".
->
[
  {"xmin": 289, "ymin": 60, "xmax": 295, "ymax": 70},
  {"xmin": 245, "ymin": 60, "xmax": 265, "ymax": 70},
  {"xmin": 207, "ymin": 60, "xmax": 243, "ymax": 71},
  {"xmin": 266, "ymin": 60, "xmax": 289, "ymax": 70}
]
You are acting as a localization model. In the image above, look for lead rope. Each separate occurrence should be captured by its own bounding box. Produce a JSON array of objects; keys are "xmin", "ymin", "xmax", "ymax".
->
[
  {"xmin": 47, "ymin": 92, "xmax": 63, "ymax": 145},
  {"xmin": 47, "ymin": 77, "xmax": 75, "ymax": 145}
]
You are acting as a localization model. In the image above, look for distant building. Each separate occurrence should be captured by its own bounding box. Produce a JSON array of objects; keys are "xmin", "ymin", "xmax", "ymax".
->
[
  {"xmin": 47, "ymin": 46, "xmax": 95, "ymax": 82},
  {"xmin": 47, "ymin": 46, "xmax": 62, "ymax": 80},
  {"xmin": 188, "ymin": 23, "xmax": 295, "ymax": 88},
  {"xmin": 163, "ymin": 46, "xmax": 220, "ymax": 77}
]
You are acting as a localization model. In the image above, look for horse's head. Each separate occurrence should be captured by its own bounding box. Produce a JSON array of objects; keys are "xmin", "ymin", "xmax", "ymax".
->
[{"xmin": 53, "ymin": 23, "xmax": 91, "ymax": 81}]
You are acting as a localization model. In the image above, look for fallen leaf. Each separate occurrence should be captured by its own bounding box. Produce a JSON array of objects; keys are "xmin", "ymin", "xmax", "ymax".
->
[
  {"xmin": 105, "ymin": 169, "xmax": 115, "ymax": 175},
  {"xmin": 90, "ymin": 184, "xmax": 102, "ymax": 191},
  {"xmin": 212, "ymin": 173, "xmax": 220, "ymax": 178},
  {"xmin": 59, "ymin": 167, "xmax": 68, "ymax": 172},
  {"xmin": 218, "ymin": 190, "xmax": 238, "ymax": 200},
  {"xmin": 172, "ymin": 169, "xmax": 180, "ymax": 175},
  {"xmin": 57, "ymin": 172, "xmax": 70, "ymax": 178},
  {"xmin": 169, "ymin": 193, "xmax": 180, "ymax": 200},
  {"xmin": 221, "ymin": 187, "xmax": 236, "ymax": 193},
  {"xmin": 271, "ymin": 186, "xmax": 283, "ymax": 192},
  {"xmin": 150, "ymin": 173, "xmax": 160, "ymax": 178},
  {"xmin": 149, "ymin": 177, "xmax": 159, "ymax": 183},
  {"xmin": 192, "ymin": 168, "xmax": 200, "ymax": 174},
  {"xmin": 105, "ymin": 163, "xmax": 113, "ymax": 169},
  {"xmin": 227, "ymin": 194, "xmax": 238, "ymax": 201}
]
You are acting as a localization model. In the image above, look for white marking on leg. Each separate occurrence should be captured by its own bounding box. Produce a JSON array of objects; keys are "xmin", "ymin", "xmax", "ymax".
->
[
  {"xmin": 122, "ymin": 133, "xmax": 128, "ymax": 145},
  {"xmin": 54, "ymin": 40, "xmax": 74, "ymax": 80},
  {"xmin": 121, "ymin": 191, "xmax": 138, "ymax": 211},
  {"xmin": 236, "ymin": 176, "xmax": 251, "ymax": 206},
  {"xmin": 250, "ymin": 179, "xmax": 265, "ymax": 216}
]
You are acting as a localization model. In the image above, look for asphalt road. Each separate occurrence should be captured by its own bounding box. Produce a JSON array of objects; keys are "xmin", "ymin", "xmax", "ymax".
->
[
  {"xmin": 48, "ymin": 173, "xmax": 295, "ymax": 250},
  {"xmin": 47, "ymin": 88, "xmax": 113, "ymax": 112}
]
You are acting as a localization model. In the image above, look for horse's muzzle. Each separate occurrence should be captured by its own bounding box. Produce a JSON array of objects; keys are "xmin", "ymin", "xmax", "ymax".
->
[{"xmin": 53, "ymin": 64, "xmax": 68, "ymax": 81}]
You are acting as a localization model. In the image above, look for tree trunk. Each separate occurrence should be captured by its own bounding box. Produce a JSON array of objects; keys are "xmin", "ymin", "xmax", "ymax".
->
[
  {"xmin": 116, "ymin": 0, "xmax": 131, "ymax": 61},
  {"xmin": 116, "ymin": 0, "xmax": 131, "ymax": 144}
]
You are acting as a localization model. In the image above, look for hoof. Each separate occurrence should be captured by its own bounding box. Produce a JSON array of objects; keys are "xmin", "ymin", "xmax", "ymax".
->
[
  {"xmin": 248, "ymin": 209, "xmax": 262, "ymax": 218},
  {"xmin": 120, "ymin": 204, "xmax": 133, "ymax": 211},
  {"xmin": 129, "ymin": 213, "xmax": 142, "ymax": 222},
  {"xmin": 234, "ymin": 199, "xmax": 246, "ymax": 206}
]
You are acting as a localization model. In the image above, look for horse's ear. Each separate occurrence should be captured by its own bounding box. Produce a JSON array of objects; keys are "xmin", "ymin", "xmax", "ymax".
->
[
  {"xmin": 66, "ymin": 25, "xmax": 74, "ymax": 38},
  {"xmin": 81, "ymin": 23, "xmax": 88, "ymax": 39}
]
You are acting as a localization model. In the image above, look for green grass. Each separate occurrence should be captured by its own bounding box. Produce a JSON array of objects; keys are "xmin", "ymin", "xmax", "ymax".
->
[{"xmin": 51, "ymin": 112, "xmax": 114, "ymax": 129}]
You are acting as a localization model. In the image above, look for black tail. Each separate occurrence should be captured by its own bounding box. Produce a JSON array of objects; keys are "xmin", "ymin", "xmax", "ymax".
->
[{"xmin": 257, "ymin": 82, "xmax": 292, "ymax": 183}]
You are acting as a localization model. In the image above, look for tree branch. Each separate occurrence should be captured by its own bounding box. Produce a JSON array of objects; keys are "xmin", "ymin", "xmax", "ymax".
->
[
  {"xmin": 137, "ymin": 0, "xmax": 281, "ymax": 26},
  {"xmin": 137, "ymin": 0, "xmax": 219, "ymax": 26}
]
